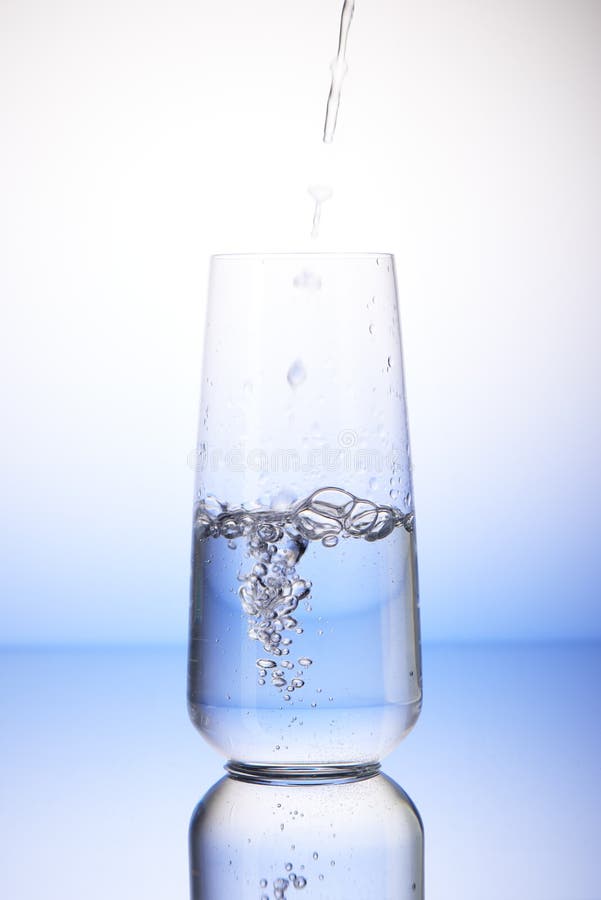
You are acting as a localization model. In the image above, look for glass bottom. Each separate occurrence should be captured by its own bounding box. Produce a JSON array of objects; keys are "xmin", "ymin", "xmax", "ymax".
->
[{"xmin": 225, "ymin": 760, "xmax": 381, "ymax": 786}]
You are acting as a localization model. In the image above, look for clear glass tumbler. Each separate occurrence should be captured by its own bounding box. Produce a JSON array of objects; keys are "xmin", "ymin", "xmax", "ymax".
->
[{"xmin": 187, "ymin": 253, "xmax": 421, "ymax": 773}]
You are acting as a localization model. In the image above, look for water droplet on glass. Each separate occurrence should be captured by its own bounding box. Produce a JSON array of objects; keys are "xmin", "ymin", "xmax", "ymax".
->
[
  {"xmin": 287, "ymin": 359, "xmax": 307, "ymax": 388},
  {"xmin": 293, "ymin": 269, "xmax": 322, "ymax": 292}
]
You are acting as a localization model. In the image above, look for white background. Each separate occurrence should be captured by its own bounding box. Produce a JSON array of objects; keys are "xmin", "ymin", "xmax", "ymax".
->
[{"xmin": 1, "ymin": 0, "xmax": 600, "ymax": 642}]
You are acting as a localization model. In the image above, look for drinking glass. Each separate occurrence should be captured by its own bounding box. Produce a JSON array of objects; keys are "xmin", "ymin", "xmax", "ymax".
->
[
  {"xmin": 188, "ymin": 253, "xmax": 421, "ymax": 774},
  {"xmin": 189, "ymin": 770, "xmax": 424, "ymax": 899}
]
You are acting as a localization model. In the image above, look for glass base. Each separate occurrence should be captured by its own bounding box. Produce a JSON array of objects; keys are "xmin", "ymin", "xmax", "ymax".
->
[{"xmin": 225, "ymin": 760, "xmax": 381, "ymax": 786}]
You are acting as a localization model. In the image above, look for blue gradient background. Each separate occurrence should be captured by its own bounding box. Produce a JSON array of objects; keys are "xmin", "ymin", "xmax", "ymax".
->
[{"xmin": 0, "ymin": 1, "xmax": 600, "ymax": 898}]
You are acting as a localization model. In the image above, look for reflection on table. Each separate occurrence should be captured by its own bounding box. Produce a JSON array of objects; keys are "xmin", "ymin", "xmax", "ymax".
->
[{"xmin": 189, "ymin": 769, "xmax": 423, "ymax": 899}]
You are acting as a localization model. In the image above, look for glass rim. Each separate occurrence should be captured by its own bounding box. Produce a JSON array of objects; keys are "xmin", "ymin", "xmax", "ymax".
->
[{"xmin": 210, "ymin": 251, "xmax": 395, "ymax": 261}]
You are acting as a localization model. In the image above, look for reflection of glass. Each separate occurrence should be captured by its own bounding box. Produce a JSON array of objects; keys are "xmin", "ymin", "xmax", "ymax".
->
[
  {"xmin": 189, "ymin": 770, "xmax": 423, "ymax": 899},
  {"xmin": 188, "ymin": 253, "xmax": 421, "ymax": 772}
]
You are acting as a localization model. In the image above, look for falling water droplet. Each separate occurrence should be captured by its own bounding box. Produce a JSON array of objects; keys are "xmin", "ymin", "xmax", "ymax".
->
[{"xmin": 287, "ymin": 360, "xmax": 307, "ymax": 388}]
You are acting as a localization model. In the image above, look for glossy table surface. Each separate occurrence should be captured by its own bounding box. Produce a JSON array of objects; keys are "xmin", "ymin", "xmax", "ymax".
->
[{"xmin": 2, "ymin": 642, "xmax": 600, "ymax": 899}]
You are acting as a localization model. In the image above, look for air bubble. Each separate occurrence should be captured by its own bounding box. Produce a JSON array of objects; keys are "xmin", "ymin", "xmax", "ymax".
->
[
  {"xmin": 294, "ymin": 876, "xmax": 307, "ymax": 888},
  {"xmin": 260, "ymin": 879, "xmax": 268, "ymax": 888},
  {"xmin": 291, "ymin": 678, "xmax": 304, "ymax": 688},
  {"xmin": 313, "ymin": 852, "xmax": 319, "ymax": 860},
  {"xmin": 298, "ymin": 657, "xmax": 312, "ymax": 667},
  {"xmin": 195, "ymin": 485, "xmax": 408, "ymax": 696}
]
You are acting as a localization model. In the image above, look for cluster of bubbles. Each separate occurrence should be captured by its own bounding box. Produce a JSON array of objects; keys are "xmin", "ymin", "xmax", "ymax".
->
[
  {"xmin": 194, "ymin": 488, "xmax": 413, "ymax": 695},
  {"xmin": 259, "ymin": 866, "xmax": 307, "ymax": 899}
]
